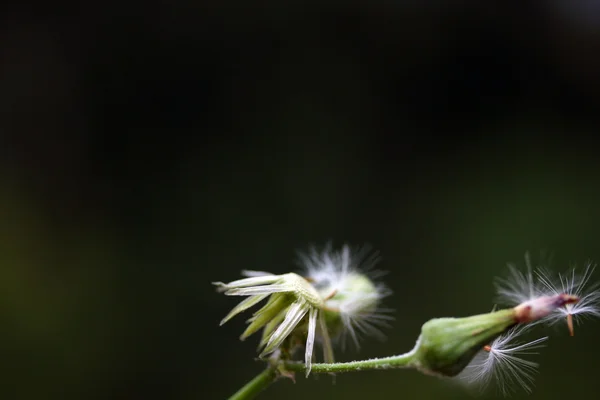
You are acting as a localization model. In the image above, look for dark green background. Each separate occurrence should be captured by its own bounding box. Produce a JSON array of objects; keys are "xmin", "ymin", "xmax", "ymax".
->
[{"xmin": 2, "ymin": 2, "xmax": 600, "ymax": 399}]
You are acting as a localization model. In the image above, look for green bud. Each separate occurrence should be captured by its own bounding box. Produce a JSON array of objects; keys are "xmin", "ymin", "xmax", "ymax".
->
[{"xmin": 412, "ymin": 309, "xmax": 516, "ymax": 377}]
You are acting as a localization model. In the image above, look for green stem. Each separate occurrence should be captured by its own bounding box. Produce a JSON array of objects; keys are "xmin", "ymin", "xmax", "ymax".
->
[
  {"xmin": 227, "ymin": 367, "xmax": 278, "ymax": 400},
  {"xmin": 227, "ymin": 351, "xmax": 417, "ymax": 399},
  {"xmin": 284, "ymin": 349, "xmax": 418, "ymax": 374}
]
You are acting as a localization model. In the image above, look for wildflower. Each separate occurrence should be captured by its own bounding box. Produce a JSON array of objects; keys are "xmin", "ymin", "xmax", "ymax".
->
[
  {"xmin": 536, "ymin": 262, "xmax": 600, "ymax": 336},
  {"xmin": 457, "ymin": 325, "xmax": 548, "ymax": 395},
  {"xmin": 214, "ymin": 244, "xmax": 389, "ymax": 376}
]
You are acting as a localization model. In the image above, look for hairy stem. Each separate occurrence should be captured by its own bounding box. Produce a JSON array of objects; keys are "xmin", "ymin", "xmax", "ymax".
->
[
  {"xmin": 228, "ymin": 367, "xmax": 278, "ymax": 400},
  {"xmin": 284, "ymin": 349, "xmax": 418, "ymax": 374}
]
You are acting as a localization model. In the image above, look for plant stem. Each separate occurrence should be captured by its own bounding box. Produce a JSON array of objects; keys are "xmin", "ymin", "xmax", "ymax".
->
[
  {"xmin": 284, "ymin": 349, "xmax": 418, "ymax": 374},
  {"xmin": 227, "ymin": 351, "xmax": 417, "ymax": 399},
  {"xmin": 227, "ymin": 367, "xmax": 278, "ymax": 400}
]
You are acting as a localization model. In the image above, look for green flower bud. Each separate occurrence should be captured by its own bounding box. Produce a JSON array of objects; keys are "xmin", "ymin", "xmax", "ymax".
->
[{"xmin": 412, "ymin": 309, "xmax": 516, "ymax": 377}]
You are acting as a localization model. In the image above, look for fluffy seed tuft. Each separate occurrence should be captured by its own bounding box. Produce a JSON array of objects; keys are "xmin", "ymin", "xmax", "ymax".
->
[
  {"xmin": 536, "ymin": 262, "xmax": 600, "ymax": 335},
  {"xmin": 298, "ymin": 243, "xmax": 392, "ymax": 350},
  {"xmin": 457, "ymin": 325, "xmax": 548, "ymax": 395}
]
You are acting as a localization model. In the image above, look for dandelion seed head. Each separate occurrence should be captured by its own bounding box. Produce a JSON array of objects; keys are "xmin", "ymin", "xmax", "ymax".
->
[
  {"xmin": 215, "ymin": 243, "xmax": 391, "ymax": 374},
  {"xmin": 298, "ymin": 243, "xmax": 392, "ymax": 349}
]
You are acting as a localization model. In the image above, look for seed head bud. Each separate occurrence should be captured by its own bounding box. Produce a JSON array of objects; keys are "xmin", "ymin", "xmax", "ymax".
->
[
  {"xmin": 412, "ymin": 309, "xmax": 516, "ymax": 377},
  {"xmin": 412, "ymin": 292, "xmax": 580, "ymax": 378}
]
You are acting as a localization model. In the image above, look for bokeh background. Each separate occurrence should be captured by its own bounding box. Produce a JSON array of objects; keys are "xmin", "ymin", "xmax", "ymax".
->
[{"xmin": 2, "ymin": 2, "xmax": 600, "ymax": 399}]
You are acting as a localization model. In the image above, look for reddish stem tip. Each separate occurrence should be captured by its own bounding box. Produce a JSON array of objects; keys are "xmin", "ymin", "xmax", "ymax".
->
[{"xmin": 557, "ymin": 294, "xmax": 579, "ymax": 307}]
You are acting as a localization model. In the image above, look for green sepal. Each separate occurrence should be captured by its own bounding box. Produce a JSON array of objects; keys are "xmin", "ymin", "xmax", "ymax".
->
[{"xmin": 241, "ymin": 293, "xmax": 293, "ymax": 340}]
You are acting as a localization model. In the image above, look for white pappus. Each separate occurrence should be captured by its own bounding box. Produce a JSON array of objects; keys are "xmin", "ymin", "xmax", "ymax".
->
[
  {"xmin": 536, "ymin": 262, "xmax": 600, "ymax": 336},
  {"xmin": 494, "ymin": 254, "xmax": 600, "ymax": 335},
  {"xmin": 457, "ymin": 325, "xmax": 548, "ymax": 395},
  {"xmin": 298, "ymin": 243, "xmax": 393, "ymax": 350}
]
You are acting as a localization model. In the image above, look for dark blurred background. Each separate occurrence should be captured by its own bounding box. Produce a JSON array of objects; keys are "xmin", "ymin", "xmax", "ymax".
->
[{"xmin": 2, "ymin": 1, "xmax": 600, "ymax": 399}]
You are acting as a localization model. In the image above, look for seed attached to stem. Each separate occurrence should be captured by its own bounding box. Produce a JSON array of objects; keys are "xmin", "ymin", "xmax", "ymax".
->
[{"xmin": 513, "ymin": 294, "xmax": 579, "ymax": 323}]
